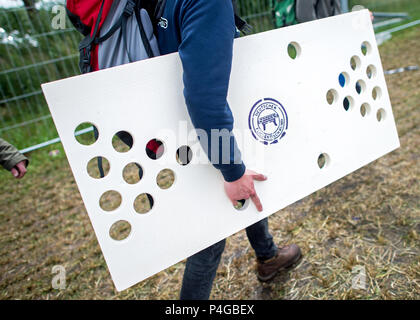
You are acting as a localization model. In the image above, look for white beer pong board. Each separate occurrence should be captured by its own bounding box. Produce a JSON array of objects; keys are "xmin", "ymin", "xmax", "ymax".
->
[{"xmin": 41, "ymin": 10, "xmax": 399, "ymax": 291}]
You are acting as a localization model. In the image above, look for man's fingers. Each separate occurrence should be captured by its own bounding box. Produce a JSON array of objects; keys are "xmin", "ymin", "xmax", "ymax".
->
[
  {"xmin": 17, "ymin": 161, "xmax": 26, "ymax": 168},
  {"xmin": 252, "ymin": 173, "xmax": 267, "ymax": 181},
  {"xmin": 250, "ymin": 193, "xmax": 263, "ymax": 212},
  {"xmin": 11, "ymin": 168, "xmax": 19, "ymax": 178},
  {"xmin": 15, "ymin": 162, "xmax": 27, "ymax": 179},
  {"xmin": 246, "ymin": 169, "xmax": 267, "ymax": 181},
  {"xmin": 19, "ymin": 168, "xmax": 27, "ymax": 178}
]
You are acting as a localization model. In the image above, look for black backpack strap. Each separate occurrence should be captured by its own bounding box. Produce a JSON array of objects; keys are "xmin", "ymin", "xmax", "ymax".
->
[
  {"xmin": 80, "ymin": 0, "xmax": 145, "ymax": 72},
  {"xmin": 95, "ymin": 0, "xmax": 155, "ymax": 61},
  {"xmin": 135, "ymin": 0, "xmax": 156, "ymax": 59},
  {"xmin": 231, "ymin": 0, "xmax": 252, "ymax": 35},
  {"xmin": 94, "ymin": 0, "xmax": 137, "ymax": 61},
  {"xmin": 78, "ymin": 0, "xmax": 106, "ymax": 73},
  {"xmin": 234, "ymin": 14, "xmax": 252, "ymax": 34},
  {"xmin": 94, "ymin": 16, "xmax": 124, "ymax": 43},
  {"xmin": 121, "ymin": 0, "xmax": 136, "ymax": 62},
  {"xmin": 154, "ymin": 0, "xmax": 167, "ymax": 20}
]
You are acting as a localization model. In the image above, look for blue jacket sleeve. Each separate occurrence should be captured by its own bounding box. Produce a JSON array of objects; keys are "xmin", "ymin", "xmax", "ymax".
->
[{"xmin": 177, "ymin": 0, "xmax": 246, "ymax": 182}]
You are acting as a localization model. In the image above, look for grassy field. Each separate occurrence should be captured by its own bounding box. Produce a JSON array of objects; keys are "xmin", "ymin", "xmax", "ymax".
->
[{"xmin": 0, "ymin": 25, "xmax": 419, "ymax": 299}]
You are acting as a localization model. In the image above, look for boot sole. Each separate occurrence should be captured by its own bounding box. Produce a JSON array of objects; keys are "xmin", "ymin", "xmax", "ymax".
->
[{"xmin": 257, "ymin": 251, "xmax": 302, "ymax": 282}]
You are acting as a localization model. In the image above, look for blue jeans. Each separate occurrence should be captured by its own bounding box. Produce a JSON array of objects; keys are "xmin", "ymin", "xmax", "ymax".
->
[{"xmin": 180, "ymin": 218, "xmax": 277, "ymax": 300}]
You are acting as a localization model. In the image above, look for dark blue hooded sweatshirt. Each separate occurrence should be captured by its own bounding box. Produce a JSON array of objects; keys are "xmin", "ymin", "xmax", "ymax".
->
[{"xmin": 157, "ymin": 0, "xmax": 246, "ymax": 182}]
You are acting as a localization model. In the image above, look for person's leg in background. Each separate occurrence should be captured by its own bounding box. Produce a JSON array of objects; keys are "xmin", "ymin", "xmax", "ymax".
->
[{"xmin": 180, "ymin": 239, "xmax": 226, "ymax": 300}]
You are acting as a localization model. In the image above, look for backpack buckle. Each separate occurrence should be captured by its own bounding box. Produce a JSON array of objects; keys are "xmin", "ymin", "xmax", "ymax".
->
[
  {"xmin": 82, "ymin": 51, "xmax": 91, "ymax": 64},
  {"xmin": 79, "ymin": 41, "xmax": 92, "ymax": 71},
  {"xmin": 123, "ymin": 0, "xmax": 135, "ymax": 16},
  {"xmin": 79, "ymin": 46, "xmax": 92, "ymax": 74}
]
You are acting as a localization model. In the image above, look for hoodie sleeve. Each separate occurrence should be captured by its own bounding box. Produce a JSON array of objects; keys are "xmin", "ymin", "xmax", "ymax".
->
[
  {"xmin": 0, "ymin": 138, "xmax": 28, "ymax": 171},
  {"xmin": 177, "ymin": 0, "xmax": 246, "ymax": 182}
]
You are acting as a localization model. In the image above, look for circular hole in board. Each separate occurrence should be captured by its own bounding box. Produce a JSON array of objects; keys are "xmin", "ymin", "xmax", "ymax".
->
[
  {"xmin": 355, "ymin": 79, "xmax": 366, "ymax": 94},
  {"xmin": 156, "ymin": 169, "xmax": 175, "ymax": 190},
  {"xmin": 112, "ymin": 131, "xmax": 133, "ymax": 153},
  {"xmin": 87, "ymin": 156, "xmax": 110, "ymax": 179},
  {"xmin": 339, "ymin": 72, "xmax": 350, "ymax": 88},
  {"xmin": 350, "ymin": 55, "xmax": 361, "ymax": 71},
  {"xmin": 123, "ymin": 162, "xmax": 143, "ymax": 184},
  {"xmin": 361, "ymin": 41, "xmax": 372, "ymax": 56},
  {"xmin": 146, "ymin": 139, "xmax": 165, "ymax": 160},
  {"xmin": 377, "ymin": 108, "xmax": 386, "ymax": 122},
  {"xmin": 99, "ymin": 190, "xmax": 122, "ymax": 212},
  {"xmin": 360, "ymin": 103, "xmax": 371, "ymax": 117},
  {"xmin": 366, "ymin": 65, "xmax": 377, "ymax": 79},
  {"xmin": 372, "ymin": 86, "xmax": 382, "ymax": 100},
  {"xmin": 326, "ymin": 89, "xmax": 338, "ymax": 105},
  {"xmin": 109, "ymin": 220, "xmax": 131, "ymax": 241},
  {"xmin": 287, "ymin": 42, "xmax": 301, "ymax": 59},
  {"xmin": 134, "ymin": 193, "xmax": 154, "ymax": 214},
  {"xmin": 234, "ymin": 199, "xmax": 249, "ymax": 211},
  {"xmin": 176, "ymin": 145, "xmax": 193, "ymax": 165},
  {"xmin": 75, "ymin": 122, "xmax": 98, "ymax": 146},
  {"xmin": 343, "ymin": 96, "xmax": 354, "ymax": 111},
  {"xmin": 318, "ymin": 153, "xmax": 330, "ymax": 169}
]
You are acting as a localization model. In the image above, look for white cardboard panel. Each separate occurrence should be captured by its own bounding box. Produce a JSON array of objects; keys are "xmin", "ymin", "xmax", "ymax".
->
[{"xmin": 41, "ymin": 10, "xmax": 399, "ymax": 291}]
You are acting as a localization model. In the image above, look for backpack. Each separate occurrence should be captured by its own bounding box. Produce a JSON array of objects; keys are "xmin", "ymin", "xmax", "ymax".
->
[
  {"xmin": 66, "ymin": 0, "xmax": 251, "ymax": 74},
  {"xmin": 66, "ymin": 0, "xmax": 163, "ymax": 74},
  {"xmin": 66, "ymin": 0, "xmax": 251, "ymax": 176},
  {"xmin": 272, "ymin": 0, "xmax": 297, "ymax": 28},
  {"xmin": 295, "ymin": 0, "xmax": 341, "ymax": 23}
]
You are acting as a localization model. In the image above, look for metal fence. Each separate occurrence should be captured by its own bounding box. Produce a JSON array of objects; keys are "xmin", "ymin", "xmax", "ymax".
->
[
  {"xmin": 0, "ymin": 0, "xmax": 80, "ymax": 152},
  {"xmin": 0, "ymin": 0, "xmax": 276, "ymax": 153},
  {"xmin": 0, "ymin": 0, "xmax": 418, "ymax": 153}
]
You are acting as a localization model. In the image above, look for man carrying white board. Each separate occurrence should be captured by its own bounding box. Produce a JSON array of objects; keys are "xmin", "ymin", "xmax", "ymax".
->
[
  {"xmin": 66, "ymin": 0, "xmax": 302, "ymax": 299},
  {"xmin": 156, "ymin": 0, "xmax": 302, "ymax": 299}
]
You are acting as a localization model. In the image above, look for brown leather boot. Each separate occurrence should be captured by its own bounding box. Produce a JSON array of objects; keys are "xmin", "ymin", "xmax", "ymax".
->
[{"xmin": 257, "ymin": 244, "xmax": 302, "ymax": 282}]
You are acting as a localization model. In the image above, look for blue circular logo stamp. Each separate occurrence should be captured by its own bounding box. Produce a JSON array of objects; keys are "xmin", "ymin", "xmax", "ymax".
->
[{"xmin": 248, "ymin": 98, "xmax": 288, "ymax": 145}]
